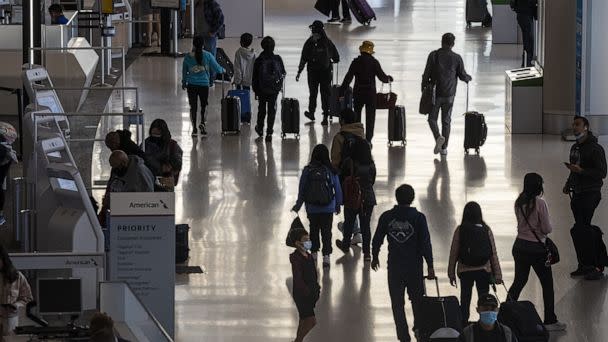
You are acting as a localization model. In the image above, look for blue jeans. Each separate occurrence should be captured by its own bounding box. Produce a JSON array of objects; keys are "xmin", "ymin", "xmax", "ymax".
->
[
  {"xmin": 203, "ymin": 35, "xmax": 218, "ymax": 80},
  {"xmin": 428, "ymin": 96, "xmax": 454, "ymax": 149}
]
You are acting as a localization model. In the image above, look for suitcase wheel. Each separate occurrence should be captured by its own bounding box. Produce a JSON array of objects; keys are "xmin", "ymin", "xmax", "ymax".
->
[
  {"xmin": 281, "ymin": 133, "xmax": 286, "ymax": 139},
  {"xmin": 467, "ymin": 21, "xmax": 472, "ymax": 28},
  {"xmin": 465, "ymin": 148, "xmax": 469, "ymax": 155},
  {"xmin": 401, "ymin": 140, "xmax": 406, "ymax": 147},
  {"xmin": 388, "ymin": 141, "xmax": 392, "ymax": 147},
  {"xmin": 475, "ymin": 148, "xmax": 480, "ymax": 155},
  {"xmin": 296, "ymin": 134, "xmax": 300, "ymax": 140}
]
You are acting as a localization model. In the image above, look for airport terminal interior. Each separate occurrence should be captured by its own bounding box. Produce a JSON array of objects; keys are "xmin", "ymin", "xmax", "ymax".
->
[{"xmin": 0, "ymin": 0, "xmax": 607, "ymax": 341}]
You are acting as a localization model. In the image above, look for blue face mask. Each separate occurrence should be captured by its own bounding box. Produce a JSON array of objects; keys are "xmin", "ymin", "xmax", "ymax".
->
[
  {"xmin": 479, "ymin": 311, "xmax": 498, "ymax": 326},
  {"xmin": 303, "ymin": 241, "xmax": 312, "ymax": 251},
  {"xmin": 574, "ymin": 131, "xmax": 586, "ymax": 141}
]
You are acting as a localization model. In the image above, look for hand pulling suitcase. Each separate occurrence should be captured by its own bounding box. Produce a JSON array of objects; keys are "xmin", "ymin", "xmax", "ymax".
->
[
  {"xmin": 463, "ymin": 84, "xmax": 487, "ymax": 155},
  {"xmin": 281, "ymin": 83, "xmax": 300, "ymax": 139},
  {"xmin": 419, "ymin": 277, "xmax": 463, "ymax": 342},
  {"xmin": 221, "ymin": 81, "xmax": 241, "ymax": 135},
  {"xmin": 176, "ymin": 224, "xmax": 190, "ymax": 263},
  {"xmin": 347, "ymin": 0, "xmax": 377, "ymax": 25},
  {"xmin": 388, "ymin": 105, "xmax": 406, "ymax": 146},
  {"xmin": 465, "ymin": 0, "xmax": 490, "ymax": 27},
  {"xmin": 216, "ymin": 47, "xmax": 234, "ymax": 81},
  {"xmin": 227, "ymin": 87, "xmax": 252, "ymax": 123},
  {"xmin": 495, "ymin": 284, "xmax": 549, "ymax": 342},
  {"xmin": 329, "ymin": 63, "xmax": 353, "ymax": 121}
]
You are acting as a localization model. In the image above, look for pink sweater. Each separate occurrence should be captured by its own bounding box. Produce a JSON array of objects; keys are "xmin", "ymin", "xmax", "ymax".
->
[{"xmin": 515, "ymin": 197, "xmax": 553, "ymax": 242}]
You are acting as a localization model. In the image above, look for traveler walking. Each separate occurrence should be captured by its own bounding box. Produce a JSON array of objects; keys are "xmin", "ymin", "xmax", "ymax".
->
[
  {"xmin": 330, "ymin": 109, "xmax": 365, "ymax": 172},
  {"xmin": 448, "ymin": 201, "xmax": 502, "ymax": 324},
  {"xmin": 292, "ymin": 144, "xmax": 343, "ymax": 268},
  {"xmin": 0, "ymin": 123, "xmax": 17, "ymax": 225},
  {"xmin": 421, "ymin": 33, "xmax": 472, "ymax": 155},
  {"xmin": 341, "ymin": 41, "xmax": 393, "ymax": 144},
  {"xmin": 510, "ymin": 0, "xmax": 537, "ymax": 67},
  {"xmin": 296, "ymin": 20, "xmax": 340, "ymax": 125},
  {"xmin": 508, "ymin": 173, "xmax": 566, "ymax": 332},
  {"xmin": 564, "ymin": 116, "xmax": 607, "ymax": 279},
  {"xmin": 458, "ymin": 294, "xmax": 517, "ymax": 342},
  {"xmin": 194, "ymin": 0, "xmax": 224, "ymax": 81},
  {"xmin": 182, "ymin": 35, "xmax": 225, "ymax": 137},
  {"xmin": 0, "ymin": 244, "xmax": 33, "ymax": 336},
  {"xmin": 142, "ymin": 119, "xmax": 183, "ymax": 187},
  {"xmin": 371, "ymin": 184, "xmax": 435, "ymax": 342},
  {"xmin": 328, "ymin": 0, "xmax": 352, "ymax": 23},
  {"xmin": 234, "ymin": 33, "xmax": 256, "ymax": 90},
  {"xmin": 252, "ymin": 36, "xmax": 286, "ymax": 142}
]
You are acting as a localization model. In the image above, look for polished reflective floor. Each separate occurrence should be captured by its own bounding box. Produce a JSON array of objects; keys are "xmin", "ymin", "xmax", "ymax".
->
[{"xmin": 107, "ymin": 0, "xmax": 608, "ymax": 341}]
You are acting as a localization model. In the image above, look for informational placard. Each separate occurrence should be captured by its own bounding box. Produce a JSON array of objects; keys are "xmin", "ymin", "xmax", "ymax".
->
[
  {"xmin": 151, "ymin": 0, "xmax": 180, "ymax": 9},
  {"xmin": 109, "ymin": 192, "xmax": 175, "ymax": 337},
  {"xmin": 575, "ymin": 0, "xmax": 583, "ymax": 115}
]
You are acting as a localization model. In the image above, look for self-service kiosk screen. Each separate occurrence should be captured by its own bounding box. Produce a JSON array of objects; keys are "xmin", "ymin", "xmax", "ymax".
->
[
  {"xmin": 54, "ymin": 178, "xmax": 78, "ymax": 191},
  {"xmin": 37, "ymin": 93, "xmax": 62, "ymax": 113}
]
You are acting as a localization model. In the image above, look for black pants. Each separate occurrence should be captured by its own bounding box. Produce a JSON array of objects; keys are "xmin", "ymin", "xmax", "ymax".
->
[
  {"xmin": 308, "ymin": 212, "xmax": 333, "ymax": 256},
  {"xmin": 330, "ymin": 0, "xmax": 351, "ymax": 19},
  {"xmin": 570, "ymin": 191, "xmax": 602, "ymax": 267},
  {"xmin": 458, "ymin": 270, "xmax": 491, "ymax": 323},
  {"xmin": 256, "ymin": 94, "xmax": 279, "ymax": 135},
  {"xmin": 0, "ymin": 162, "xmax": 11, "ymax": 211},
  {"xmin": 388, "ymin": 266, "xmax": 424, "ymax": 342},
  {"xmin": 354, "ymin": 97, "xmax": 376, "ymax": 142},
  {"xmin": 517, "ymin": 13, "xmax": 534, "ymax": 67},
  {"xmin": 307, "ymin": 69, "xmax": 332, "ymax": 118},
  {"xmin": 187, "ymin": 85, "xmax": 209, "ymax": 127},
  {"xmin": 508, "ymin": 239, "xmax": 557, "ymax": 324},
  {"xmin": 342, "ymin": 206, "xmax": 374, "ymax": 256}
]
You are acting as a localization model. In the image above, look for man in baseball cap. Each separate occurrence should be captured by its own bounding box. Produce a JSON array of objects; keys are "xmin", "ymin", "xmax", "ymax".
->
[{"xmin": 459, "ymin": 293, "xmax": 517, "ymax": 341}]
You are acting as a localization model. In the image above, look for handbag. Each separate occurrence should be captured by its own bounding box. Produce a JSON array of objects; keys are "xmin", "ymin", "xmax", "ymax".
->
[
  {"xmin": 285, "ymin": 215, "xmax": 305, "ymax": 247},
  {"xmin": 521, "ymin": 208, "xmax": 560, "ymax": 265},
  {"xmin": 376, "ymin": 83, "xmax": 397, "ymax": 110},
  {"xmin": 419, "ymin": 84, "xmax": 435, "ymax": 114}
]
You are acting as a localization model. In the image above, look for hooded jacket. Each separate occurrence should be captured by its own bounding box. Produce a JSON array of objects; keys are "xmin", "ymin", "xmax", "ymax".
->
[
  {"xmin": 234, "ymin": 47, "xmax": 256, "ymax": 87},
  {"xmin": 297, "ymin": 34, "xmax": 340, "ymax": 73},
  {"xmin": 422, "ymin": 47, "xmax": 472, "ymax": 98},
  {"xmin": 116, "ymin": 129, "xmax": 145, "ymax": 159},
  {"xmin": 182, "ymin": 51, "xmax": 225, "ymax": 87},
  {"xmin": 566, "ymin": 132, "xmax": 607, "ymax": 194},
  {"xmin": 330, "ymin": 123, "xmax": 365, "ymax": 170},
  {"xmin": 252, "ymin": 51, "xmax": 286, "ymax": 96},
  {"xmin": 106, "ymin": 155, "xmax": 155, "ymax": 195},
  {"xmin": 341, "ymin": 53, "xmax": 391, "ymax": 99}
]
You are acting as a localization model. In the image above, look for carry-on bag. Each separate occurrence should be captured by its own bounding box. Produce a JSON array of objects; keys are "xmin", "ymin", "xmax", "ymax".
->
[
  {"xmin": 347, "ymin": 0, "xmax": 377, "ymax": 25},
  {"xmin": 227, "ymin": 87, "xmax": 252, "ymax": 123},
  {"xmin": 176, "ymin": 224, "xmax": 190, "ymax": 263},
  {"xmin": 314, "ymin": 0, "xmax": 331, "ymax": 16},
  {"xmin": 281, "ymin": 82, "xmax": 300, "ymax": 139},
  {"xmin": 329, "ymin": 63, "xmax": 353, "ymax": 121},
  {"xmin": 463, "ymin": 84, "xmax": 487, "ymax": 154},
  {"xmin": 216, "ymin": 47, "xmax": 234, "ymax": 81},
  {"xmin": 420, "ymin": 83, "xmax": 436, "ymax": 114},
  {"xmin": 376, "ymin": 82, "xmax": 397, "ymax": 110},
  {"xmin": 418, "ymin": 277, "xmax": 463, "ymax": 342},
  {"xmin": 388, "ymin": 105, "xmax": 406, "ymax": 146},
  {"xmin": 221, "ymin": 81, "xmax": 241, "ymax": 135},
  {"xmin": 570, "ymin": 224, "xmax": 608, "ymax": 268},
  {"xmin": 465, "ymin": 0, "xmax": 490, "ymax": 27},
  {"xmin": 496, "ymin": 284, "xmax": 549, "ymax": 342}
]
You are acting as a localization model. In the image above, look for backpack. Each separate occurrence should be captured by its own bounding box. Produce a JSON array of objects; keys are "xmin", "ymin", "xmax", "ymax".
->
[
  {"xmin": 303, "ymin": 164, "xmax": 334, "ymax": 206},
  {"xmin": 339, "ymin": 132, "xmax": 364, "ymax": 171},
  {"xmin": 309, "ymin": 40, "xmax": 330, "ymax": 70},
  {"xmin": 259, "ymin": 56, "xmax": 283, "ymax": 94},
  {"xmin": 458, "ymin": 224, "xmax": 492, "ymax": 266},
  {"xmin": 342, "ymin": 159, "xmax": 362, "ymax": 210}
]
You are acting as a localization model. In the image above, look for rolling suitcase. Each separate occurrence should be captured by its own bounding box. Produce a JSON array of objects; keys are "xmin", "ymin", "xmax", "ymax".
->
[
  {"xmin": 466, "ymin": 0, "xmax": 490, "ymax": 27},
  {"xmin": 418, "ymin": 278, "xmax": 463, "ymax": 342},
  {"xmin": 329, "ymin": 63, "xmax": 353, "ymax": 122},
  {"xmin": 570, "ymin": 224, "xmax": 608, "ymax": 268},
  {"xmin": 347, "ymin": 0, "xmax": 376, "ymax": 25},
  {"xmin": 227, "ymin": 87, "xmax": 252, "ymax": 123},
  {"xmin": 176, "ymin": 224, "xmax": 190, "ymax": 263},
  {"xmin": 221, "ymin": 81, "xmax": 241, "ymax": 135},
  {"xmin": 463, "ymin": 84, "xmax": 487, "ymax": 154},
  {"xmin": 281, "ymin": 83, "xmax": 300, "ymax": 139},
  {"xmin": 496, "ymin": 284, "xmax": 549, "ymax": 342},
  {"xmin": 216, "ymin": 47, "xmax": 234, "ymax": 81},
  {"xmin": 388, "ymin": 105, "xmax": 406, "ymax": 146}
]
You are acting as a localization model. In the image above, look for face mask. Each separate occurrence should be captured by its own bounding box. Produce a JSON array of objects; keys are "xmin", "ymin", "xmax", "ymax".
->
[
  {"xmin": 303, "ymin": 241, "xmax": 312, "ymax": 251},
  {"xmin": 312, "ymin": 33, "xmax": 321, "ymax": 40},
  {"xmin": 479, "ymin": 311, "xmax": 498, "ymax": 326},
  {"xmin": 574, "ymin": 131, "xmax": 586, "ymax": 141}
]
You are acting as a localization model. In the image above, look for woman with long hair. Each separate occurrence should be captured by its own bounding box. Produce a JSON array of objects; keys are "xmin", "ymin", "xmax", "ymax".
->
[
  {"xmin": 142, "ymin": 119, "xmax": 183, "ymax": 187},
  {"xmin": 293, "ymin": 144, "xmax": 343, "ymax": 268},
  {"xmin": 508, "ymin": 173, "xmax": 566, "ymax": 331},
  {"xmin": 447, "ymin": 201, "xmax": 502, "ymax": 324},
  {"xmin": 182, "ymin": 35, "xmax": 225, "ymax": 137},
  {"xmin": 0, "ymin": 244, "xmax": 33, "ymax": 336}
]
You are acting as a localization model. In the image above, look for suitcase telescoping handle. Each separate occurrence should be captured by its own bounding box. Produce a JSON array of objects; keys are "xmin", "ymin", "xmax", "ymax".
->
[
  {"xmin": 424, "ymin": 276, "xmax": 451, "ymax": 329},
  {"xmin": 491, "ymin": 282, "xmax": 514, "ymax": 303},
  {"xmin": 466, "ymin": 82, "xmax": 469, "ymax": 113},
  {"xmin": 333, "ymin": 62, "xmax": 339, "ymax": 86},
  {"xmin": 423, "ymin": 276, "xmax": 441, "ymax": 297}
]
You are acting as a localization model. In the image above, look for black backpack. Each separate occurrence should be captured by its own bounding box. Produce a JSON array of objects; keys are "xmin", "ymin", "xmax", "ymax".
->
[
  {"xmin": 303, "ymin": 164, "xmax": 334, "ymax": 205},
  {"xmin": 458, "ymin": 224, "xmax": 492, "ymax": 266},
  {"xmin": 259, "ymin": 56, "xmax": 283, "ymax": 95},
  {"xmin": 339, "ymin": 132, "xmax": 364, "ymax": 170}
]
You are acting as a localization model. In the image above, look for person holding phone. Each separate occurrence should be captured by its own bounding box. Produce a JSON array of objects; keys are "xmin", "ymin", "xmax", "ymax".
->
[{"xmin": 0, "ymin": 244, "xmax": 33, "ymax": 336}]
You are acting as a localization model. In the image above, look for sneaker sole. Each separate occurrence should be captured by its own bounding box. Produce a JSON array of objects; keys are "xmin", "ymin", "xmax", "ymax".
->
[{"xmin": 434, "ymin": 136, "xmax": 445, "ymax": 154}]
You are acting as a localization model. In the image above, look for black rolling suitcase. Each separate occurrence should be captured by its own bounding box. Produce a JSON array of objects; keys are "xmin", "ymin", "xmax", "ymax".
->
[
  {"xmin": 418, "ymin": 278, "xmax": 463, "ymax": 342},
  {"xmin": 281, "ymin": 83, "xmax": 300, "ymax": 139},
  {"xmin": 388, "ymin": 105, "xmax": 406, "ymax": 146},
  {"xmin": 221, "ymin": 81, "xmax": 241, "ymax": 135},
  {"xmin": 465, "ymin": 0, "xmax": 490, "ymax": 27},
  {"xmin": 176, "ymin": 224, "xmax": 190, "ymax": 263},
  {"xmin": 570, "ymin": 224, "xmax": 608, "ymax": 268},
  {"xmin": 329, "ymin": 63, "xmax": 353, "ymax": 122},
  {"xmin": 495, "ymin": 284, "xmax": 549, "ymax": 342},
  {"xmin": 216, "ymin": 47, "xmax": 234, "ymax": 81},
  {"xmin": 463, "ymin": 84, "xmax": 487, "ymax": 154}
]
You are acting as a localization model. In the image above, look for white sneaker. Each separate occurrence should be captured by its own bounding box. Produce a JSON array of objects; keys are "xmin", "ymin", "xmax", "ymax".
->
[
  {"xmin": 440, "ymin": 148, "xmax": 448, "ymax": 156},
  {"xmin": 352, "ymin": 233, "xmax": 363, "ymax": 245},
  {"xmin": 322, "ymin": 255, "xmax": 330, "ymax": 268},
  {"xmin": 544, "ymin": 321, "xmax": 567, "ymax": 332},
  {"xmin": 434, "ymin": 136, "xmax": 445, "ymax": 154}
]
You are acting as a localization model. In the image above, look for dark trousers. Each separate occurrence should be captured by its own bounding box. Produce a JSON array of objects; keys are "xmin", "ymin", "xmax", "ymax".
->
[
  {"xmin": 257, "ymin": 94, "xmax": 279, "ymax": 135},
  {"xmin": 0, "ymin": 162, "xmax": 11, "ymax": 211},
  {"xmin": 330, "ymin": 0, "xmax": 351, "ymax": 19},
  {"xmin": 307, "ymin": 69, "xmax": 332, "ymax": 118},
  {"xmin": 354, "ymin": 97, "xmax": 376, "ymax": 142},
  {"xmin": 458, "ymin": 270, "xmax": 491, "ymax": 323},
  {"xmin": 428, "ymin": 96, "xmax": 454, "ymax": 149},
  {"xmin": 307, "ymin": 213, "xmax": 334, "ymax": 256},
  {"xmin": 517, "ymin": 13, "xmax": 534, "ymax": 67},
  {"xmin": 187, "ymin": 85, "xmax": 209, "ymax": 127},
  {"xmin": 570, "ymin": 191, "xmax": 602, "ymax": 267},
  {"xmin": 342, "ymin": 206, "xmax": 374, "ymax": 256},
  {"xmin": 388, "ymin": 266, "xmax": 424, "ymax": 342},
  {"xmin": 508, "ymin": 239, "xmax": 557, "ymax": 324}
]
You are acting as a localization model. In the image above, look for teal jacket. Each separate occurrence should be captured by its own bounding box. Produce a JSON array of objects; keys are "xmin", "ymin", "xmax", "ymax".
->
[{"xmin": 182, "ymin": 51, "xmax": 225, "ymax": 87}]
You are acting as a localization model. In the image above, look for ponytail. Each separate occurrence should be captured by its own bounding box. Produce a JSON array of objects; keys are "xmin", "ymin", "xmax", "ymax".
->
[{"xmin": 193, "ymin": 35, "xmax": 204, "ymax": 66}]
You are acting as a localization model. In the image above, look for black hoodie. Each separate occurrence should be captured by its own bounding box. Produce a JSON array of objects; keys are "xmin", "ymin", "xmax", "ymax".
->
[
  {"xmin": 566, "ymin": 132, "xmax": 607, "ymax": 194},
  {"xmin": 116, "ymin": 130, "xmax": 145, "ymax": 159}
]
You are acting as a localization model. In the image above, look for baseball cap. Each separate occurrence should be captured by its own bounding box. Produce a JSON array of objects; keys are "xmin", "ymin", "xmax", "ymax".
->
[{"xmin": 477, "ymin": 293, "xmax": 499, "ymax": 308}]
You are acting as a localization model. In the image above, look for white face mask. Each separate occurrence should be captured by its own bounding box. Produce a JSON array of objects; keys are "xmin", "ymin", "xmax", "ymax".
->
[
  {"xmin": 303, "ymin": 241, "xmax": 312, "ymax": 251},
  {"xmin": 574, "ymin": 131, "xmax": 586, "ymax": 141}
]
